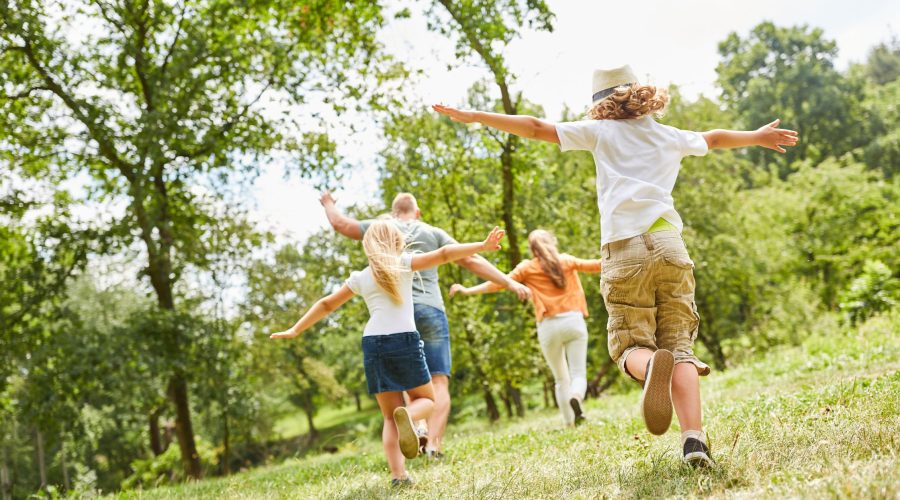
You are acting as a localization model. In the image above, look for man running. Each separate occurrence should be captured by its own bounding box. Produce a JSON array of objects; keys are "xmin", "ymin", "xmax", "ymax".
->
[{"xmin": 320, "ymin": 191, "xmax": 529, "ymax": 458}]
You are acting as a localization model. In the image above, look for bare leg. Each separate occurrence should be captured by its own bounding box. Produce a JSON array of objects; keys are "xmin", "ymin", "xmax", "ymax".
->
[
  {"xmin": 424, "ymin": 375, "xmax": 449, "ymax": 451},
  {"xmin": 671, "ymin": 362, "xmax": 702, "ymax": 431},
  {"xmin": 405, "ymin": 382, "xmax": 436, "ymax": 422},
  {"xmin": 624, "ymin": 348, "xmax": 654, "ymax": 381},
  {"xmin": 374, "ymin": 392, "xmax": 407, "ymax": 480}
]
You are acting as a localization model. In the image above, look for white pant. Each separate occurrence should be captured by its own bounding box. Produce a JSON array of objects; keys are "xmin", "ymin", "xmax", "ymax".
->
[{"xmin": 537, "ymin": 311, "xmax": 588, "ymax": 425}]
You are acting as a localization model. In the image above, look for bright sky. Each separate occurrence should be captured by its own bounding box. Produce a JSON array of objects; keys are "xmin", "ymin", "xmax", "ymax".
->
[{"xmin": 254, "ymin": 0, "xmax": 900, "ymax": 244}]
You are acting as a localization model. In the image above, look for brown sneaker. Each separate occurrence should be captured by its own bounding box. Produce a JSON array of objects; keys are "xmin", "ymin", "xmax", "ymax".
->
[
  {"xmin": 393, "ymin": 406, "xmax": 419, "ymax": 459},
  {"xmin": 640, "ymin": 349, "xmax": 674, "ymax": 435}
]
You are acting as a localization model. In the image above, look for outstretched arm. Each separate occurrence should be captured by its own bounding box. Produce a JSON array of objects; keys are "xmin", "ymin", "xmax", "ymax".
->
[
  {"xmin": 432, "ymin": 104, "xmax": 561, "ymax": 144},
  {"xmin": 703, "ymin": 119, "xmax": 798, "ymax": 153},
  {"xmin": 320, "ymin": 191, "xmax": 363, "ymax": 240},
  {"xmin": 411, "ymin": 226, "xmax": 504, "ymax": 271},
  {"xmin": 449, "ymin": 282, "xmax": 501, "ymax": 298},
  {"xmin": 270, "ymin": 284, "xmax": 354, "ymax": 339},
  {"xmin": 571, "ymin": 257, "xmax": 602, "ymax": 273},
  {"xmin": 455, "ymin": 255, "xmax": 531, "ymax": 301}
]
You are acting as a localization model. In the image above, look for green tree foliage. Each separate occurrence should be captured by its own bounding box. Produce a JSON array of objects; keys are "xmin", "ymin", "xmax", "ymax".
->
[
  {"xmin": 0, "ymin": 0, "xmax": 389, "ymax": 478},
  {"xmin": 717, "ymin": 22, "xmax": 867, "ymax": 173},
  {"xmin": 864, "ymin": 36, "xmax": 900, "ymax": 85}
]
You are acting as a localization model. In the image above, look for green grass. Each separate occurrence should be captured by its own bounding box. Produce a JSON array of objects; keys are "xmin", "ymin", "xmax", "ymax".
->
[
  {"xmin": 273, "ymin": 401, "xmax": 379, "ymax": 441},
  {"xmin": 117, "ymin": 313, "xmax": 900, "ymax": 499}
]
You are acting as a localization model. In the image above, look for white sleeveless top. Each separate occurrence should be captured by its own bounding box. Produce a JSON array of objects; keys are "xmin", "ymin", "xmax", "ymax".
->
[{"xmin": 345, "ymin": 253, "xmax": 416, "ymax": 336}]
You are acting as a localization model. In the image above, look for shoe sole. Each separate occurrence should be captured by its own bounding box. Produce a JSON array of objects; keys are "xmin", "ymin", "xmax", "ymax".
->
[
  {"xmin": 684, "ymin": 452, "xmax": 714, "ymax": 468},
  {"xmin": 569, "ymin": 398, "xmax": 585, "ymax": 426},
  {"xmin": 393, "ymin": 407, "xmax": 419, "ymax": 459},
  {"xmin": 641, "ymin": 349, "xmax": 674, "ymax": 435}
]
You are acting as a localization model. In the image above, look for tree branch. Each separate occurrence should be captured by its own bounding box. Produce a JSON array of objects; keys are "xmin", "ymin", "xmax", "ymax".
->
[
  {"xmin": 132, "ymin": 0, "xmax": 155, "ymax": 111},
  {"xmin": 159, "ymin": 1, "xmax": 187, "ymax": 78}
]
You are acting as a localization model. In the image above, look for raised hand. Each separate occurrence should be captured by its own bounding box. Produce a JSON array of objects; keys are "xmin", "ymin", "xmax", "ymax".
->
[
  {"xmin": 319, "ymin": 190, "xmax": 336, "ymax": 206},
  {"xmin": 482, "ymin": 226, "xmax": 505, "ymax": 251},
  {"xmin": 449, "ymin": 283, "xmax": 466, "ymax": 298},
  {"xmin": 756, "ymin": 119, "xmax": 799, "ymax": 153},
  {"xmin": 432, "ymin": 104, "xmax": 477, "ymax": 123}
]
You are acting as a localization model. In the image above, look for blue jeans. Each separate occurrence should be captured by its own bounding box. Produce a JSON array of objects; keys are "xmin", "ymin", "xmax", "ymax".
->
[{"xmin": 414, "ymin": 304, "xmax": 452, "ymax": 376}]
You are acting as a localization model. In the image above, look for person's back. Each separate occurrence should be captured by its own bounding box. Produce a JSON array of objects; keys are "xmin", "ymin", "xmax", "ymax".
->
[
  {"xmin": 557, "ymin": 115, "xmax": 709, "ymax": 245},
  {"xmin": 506, "ymin": 254, "xmax": 600, "ymax": 322},
  {"xmin": 360, "ymin": 218, "xmax": 456, "ymax": 312},
  {"xmin": 346, "ymin": 253, "xmax": 416, "ymax": 336}
]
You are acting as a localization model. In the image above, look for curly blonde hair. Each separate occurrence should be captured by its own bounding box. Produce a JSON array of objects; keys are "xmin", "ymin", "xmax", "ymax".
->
[{"xmin": 588, "ymin": 84, "xmax": 669, "ymax": 120}]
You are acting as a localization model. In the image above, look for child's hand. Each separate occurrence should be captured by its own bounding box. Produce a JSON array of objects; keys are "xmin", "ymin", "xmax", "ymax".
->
[
  {"xmin": 482, "ymin": 226, "xmax": 505, "ymax": 251},
  {"xmin": 270, "ymin": 329, "xmax": 299, "ymax": 339},
  {"xmin": 756, "ymin": 119, "xmax": 799, "ymax": 153},
  {"xmin": 432, "ymin": 104, "xmax": 477, "ymax": 123},
  {"xmin": 449, "ymin": 284, "xmax": 466, "ymax": 298}
]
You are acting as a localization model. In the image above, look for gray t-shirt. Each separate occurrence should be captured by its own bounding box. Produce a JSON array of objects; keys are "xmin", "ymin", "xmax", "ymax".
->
[{"xmin": 359, "ymin": 218, "xmax": 457, "ymax": 311}]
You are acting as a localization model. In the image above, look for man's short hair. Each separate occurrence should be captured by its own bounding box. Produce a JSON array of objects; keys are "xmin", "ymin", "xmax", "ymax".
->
[{"xmin": 391, "ymin": 193, "xmax": 418, "ymax": 215}]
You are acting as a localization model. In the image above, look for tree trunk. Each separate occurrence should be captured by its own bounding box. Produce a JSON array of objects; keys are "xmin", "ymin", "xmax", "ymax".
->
[
  {"xmin": 500, "ymin": 141, "xmax": 522, "ymax": 268},
  {"xmin": 700, "ymin": 332, "xmax": 727, "ymax": 370},
  {"xmin": 169, "ymin": 375, "xmax": 202, "ymax": 478},
  {"xmin": 500, "ymin": 390, "xmax": 513, "ymax": 418},
  {"xmin": 222, "ymin": 413, "xmax": 230, "ymax": 475},
  {"xmin": 149, "ymin": 408, "xmax": 164, "ymax": 456},
  {"xmin": 354, "ymin": 392, "xmax": 362, "ymax": 412},
  {"xmin": 35, "ymin": 430, "xmax": 46, "ymax": 492},
  {"xmin": 482, "ymin": 387, "xmax": 500, "ymax": 422},
  {"xmin": 505, "ymin": 382, "xmax": 525, "ymax": 417},
  {"xmin": 60, "ymin": 435, "xmax": 69, "ymax": 492},
  {"xmin": 587, "ymin": 358, "xmax": 616, "ymax": 398},
  {"xmin": 151, "ymin": 254, "xmax": 201, "ymax": 479},
  {"xmin": 1, "ymin": 446, "xmax": 10, "ymax": 500},
  {"xmin": 304, "ymin": 403, "xmax": 318, "ymax": 441}
]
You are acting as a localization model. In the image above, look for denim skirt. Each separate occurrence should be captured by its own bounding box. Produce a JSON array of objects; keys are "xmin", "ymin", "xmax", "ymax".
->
[{"xmin": 361, "ymin": 331, "xmax": 432, "ymax": 394}]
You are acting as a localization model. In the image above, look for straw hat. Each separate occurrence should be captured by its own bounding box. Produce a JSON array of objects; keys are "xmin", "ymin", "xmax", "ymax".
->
[{"xmin": 592, "ymin": 65, "xmax": 639, "ymax": 105}]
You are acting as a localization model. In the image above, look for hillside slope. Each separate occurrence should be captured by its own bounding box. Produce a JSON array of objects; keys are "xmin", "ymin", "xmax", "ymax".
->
[{"xmin": 119, "ymin": 313, "xmax": 899, "ymax": 499}]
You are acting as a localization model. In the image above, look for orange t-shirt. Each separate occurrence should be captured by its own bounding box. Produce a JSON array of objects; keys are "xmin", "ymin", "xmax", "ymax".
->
[{"xmin": 488, "ymin": 254, "xmax": 601, "ymax": 322}]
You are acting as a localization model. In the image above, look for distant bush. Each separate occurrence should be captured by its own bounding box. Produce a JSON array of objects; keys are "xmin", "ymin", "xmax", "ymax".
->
[{"xmin": 839, "ymin": 260, "xmax": 900, "ymax": 325}]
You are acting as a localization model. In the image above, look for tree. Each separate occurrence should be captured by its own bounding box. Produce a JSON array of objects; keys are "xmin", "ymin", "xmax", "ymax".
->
[
  {"xmin": 865, "ymin": 36, "xmax": 900, "ymax": 85},
  {"xmin": 1, "ymin": 0, "xmax": 387, "ymax": 477},
  {"xmin": 717, "ymin": 22, "xmax": 867, "ymax": 174},
  {"xmin": 425, "ymin": 0, "xmax": 554, "ymax": 416}
]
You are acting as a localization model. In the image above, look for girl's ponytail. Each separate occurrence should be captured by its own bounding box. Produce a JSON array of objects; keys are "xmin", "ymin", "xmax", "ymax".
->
[
  {"xmin": 362, "ymin": 221, "xmax": 407, "ymax": 303},
  {"xmin": 529, "ymin": 230, "xmax": 566, "ymax": 289}
]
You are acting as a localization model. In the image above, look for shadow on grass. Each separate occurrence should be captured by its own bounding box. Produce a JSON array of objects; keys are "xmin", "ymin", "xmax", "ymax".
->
[{"xmin": 224, "ymin": 407, "xmax": 382, "ymax": 473}]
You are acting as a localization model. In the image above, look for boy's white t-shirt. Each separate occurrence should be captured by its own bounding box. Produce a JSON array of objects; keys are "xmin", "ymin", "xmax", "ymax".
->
[
  {"xmin": 555, "ymin": 116, "xmax": 708, "ymax": 246},
  {"xmin": 345, "ymin": 253, "xmax": 417, "ymax": 336}
]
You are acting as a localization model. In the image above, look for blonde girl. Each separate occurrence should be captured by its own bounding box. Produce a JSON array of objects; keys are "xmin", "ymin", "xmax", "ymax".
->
[
  {"xmin": 450, "ymin": 229, "xmax": 601, "ymax": 427},
  {"xmin": 271, "ymin": 221, "xmax": 505, "ymax": 485}
]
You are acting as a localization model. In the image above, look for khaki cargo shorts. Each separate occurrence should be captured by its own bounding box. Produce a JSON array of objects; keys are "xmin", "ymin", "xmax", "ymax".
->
[{"xmin": 601, "ymin": 231, "xmax": 710, "ymax": 379}]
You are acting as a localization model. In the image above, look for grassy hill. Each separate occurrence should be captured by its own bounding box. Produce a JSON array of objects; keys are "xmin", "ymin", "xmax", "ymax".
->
[{"xmin": 117, "ymin": 312, "xmax": 899, "ymax": 499}]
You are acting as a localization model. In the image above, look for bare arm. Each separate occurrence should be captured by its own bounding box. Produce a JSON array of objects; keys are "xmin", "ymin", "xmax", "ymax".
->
[
  {"xmin": 449, "ymin": 281, "xmax": 499, "ymax": 298},
  {"xmin": 455, "ymin": 254, "xmax": 531, "ymax": 301},
  {"xmin": 269, "ymin": 284, "xmax": 355, "ymax": 339},
  {"xmin": 703, "ymin": 119, "xmax": 798, "ymax": 153},
  {"xmin": 411, "ymin": 226, "xmax": 504, "ymax": 271},
  {"xmin": 432, "ymin": 104, "xmax": 561, "ymax": 144},
  {"xmin": 571, "ymin": 257, "xmax": 602, "ymax": 273},
  {"xmin": 320, "ymin": 191, "xmax": 363, "ymax": 240}
]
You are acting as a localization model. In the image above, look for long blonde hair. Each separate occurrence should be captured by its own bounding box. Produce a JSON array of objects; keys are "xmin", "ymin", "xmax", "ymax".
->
[
  {"xmin": 362, "ymin": 220, "xmax": 407, "ymax": 303},
  {"xmin": 588, "ymin": 84, "xmax": 668, "ymax": 120},
  {"xmin": 529, "ymin": 229, "xmax": 566, "ymax": 289}
]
